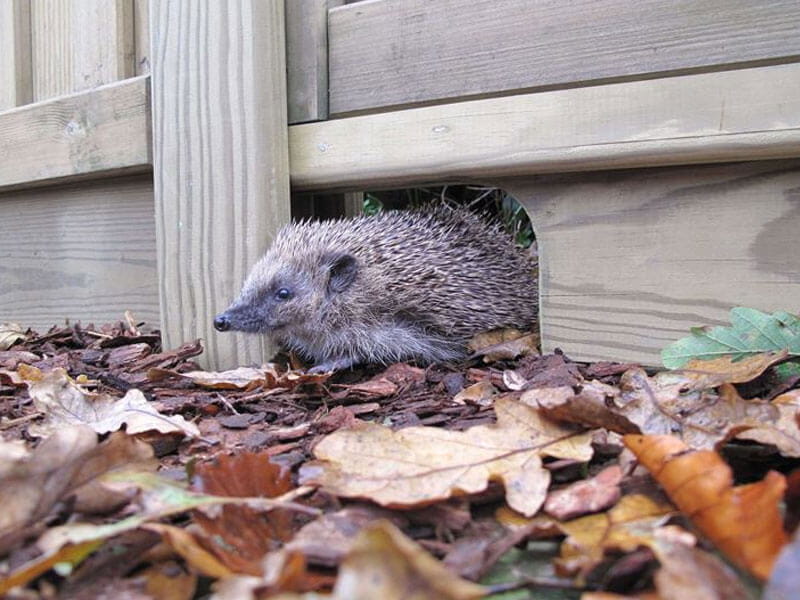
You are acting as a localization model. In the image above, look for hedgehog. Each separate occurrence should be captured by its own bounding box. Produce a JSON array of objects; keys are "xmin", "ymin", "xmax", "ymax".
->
[{"xmin": 213, "ymin": 205, "xmax": 537, "ymax": 372}]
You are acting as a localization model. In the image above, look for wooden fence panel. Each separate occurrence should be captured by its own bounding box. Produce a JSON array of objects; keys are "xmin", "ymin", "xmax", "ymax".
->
[
  {"xmin": 151, "ymin": 0, "xmax": 292, "ymax": 368},
  {"xmin": 505, "ymin": 160, "xmax": 800, "ymax": 365},
  {"xmin": 0, "ymin": 76, "xmax": 151, "ymax": 191},
  {"xmin": 291, "ymin": 63, "xmax": 800, "ymax": 191},
  {"xmin": 30, "ymin": 0, "xmax": 134, "ymax": 102},
  {"xmin": 0, "ymin": 0, "xmax": 32, "ymax": 110},
  {"xmin": 328, "ymin": 0, "xmax": 800, "ymax": 115},
  {"xmin": 0, "ymin": 175, "xmax": 158, "ymax": 330}
]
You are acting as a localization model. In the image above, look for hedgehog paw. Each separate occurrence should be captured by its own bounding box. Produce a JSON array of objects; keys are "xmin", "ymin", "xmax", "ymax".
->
[{"xmin": 309, "ymin": 357, "xmax": 356, "ymax": 373}]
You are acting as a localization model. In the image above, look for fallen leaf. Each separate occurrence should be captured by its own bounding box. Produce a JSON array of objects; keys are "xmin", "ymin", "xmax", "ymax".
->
[
  {"xmin": 0, "ymin": 426, "xmax": 98, "ymax": 552},
  {"xmin": 0, "ymin": 540, "xmax": 102, "ymax": 595},
  {"xmin": 285, "ymin": 505, "xmax": 407, "ymax": 567},
  {"xmin": 300, "ymin": 396, "xmax": 594, "ymax": 516},
  {"xmin": 0, "ymin": 349, "xmax": 39, "ymax": 369},
  {"xmin": 143, "ymin": 523, "xmax": 233, "ymax": 578},
  {"xmin": 530, "ymin": 365, "xmax": 800, "ymax": 452},
  {"xmin": 680, "ymin": 351, "xmax": 788, "ymax": 386},
  {"xmin": 662, "ymin": 307, "xmax": 800, "ymax": 368},
  {"xmin": 650, "ymin": 537, "xmax": 749, "ymax": 600},
  {"xmin": 334, "ymin": 520, "xmax": 486, "ymax": 600},
  {"xmin": 37, "ymin": 470, "xmax": 318, "ymax": 557},
  {"xmin": 141, "ymin": 560, "xmax": 197, "ymax": 600},
  {"xmin": 22, "ymin": 366, "xmax": 200, "ymax": 438},
  {"xmin": 0, "ymin": 322, "xmax": 26, "ymax": 350},
  {"xmin": 452, "ymin": 380, "xmax": 496, "ymax": 406},
  {"xmin": 191, "ymin": 452, "xmax": 297, "ymax": 575},
  {"xmin": 543, "ymin": 465, "xmax": 623, "ymax": 520},
  {"xmin": 179, "ymin": 366, "xmax": 271, "ymax": 390},
  {"xmin": 334, "ymin": 377, "xmax": 398, "ymax": 399},
  {"xmin": 470, "ymin": 329, "xmax": 539, "ymax": 362},
  {"xmin": 624, "ymin": 434, "xmax": 788, "ymax": 580},
  {"xmin": 764, "ymin": 528, "xmax": 800, "ymax": 600},
  {"xmin": 555, "ymin": 493, "xmax": 674, "ymax": 578}
]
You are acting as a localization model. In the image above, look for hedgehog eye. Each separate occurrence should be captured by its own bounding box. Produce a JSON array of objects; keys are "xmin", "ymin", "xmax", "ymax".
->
[{"xmin": 275, "ymin": 288, "xmax": 292, "ymax": 301}]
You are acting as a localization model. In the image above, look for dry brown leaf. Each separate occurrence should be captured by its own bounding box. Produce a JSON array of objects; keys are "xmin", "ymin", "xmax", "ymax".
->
[
  {"xmin": 0, "ymin": 427, "xmax": 154, "ymax": 555},
  {"xmin": 544, "ymin": 465, "xmax": 623, "ymax": 521},
  {"xmin": 334, "ymin": 520, "xmax": 486, "ymax": 600},
  {"xmin": 0, "ymin": 367, "xmax": 25, "ymax": 387},
  {"xmin": 0, "ymin": 426, "xmax": 98, "ymax": 552},
  {"xmin": 530, "ymin": 365, "xmax": 800, "ymax": 452},
  {"xmin": 0, "ymin": 540, "xmax": 102, "ymax": 595},
  {"xmin": 650, "ymin": 537, "xmax": 748, "ymax": 600},
  {"xmin": 336, "ymin": 377, "xmax": 398, "ymax": 399},
  {"xmin": 143, "ymin": 523, "xmax": 233, "ymax": 578},
  {"xmin": 555, "ymin": 493, "xmax": 674, "ymax": 578},
  {"xmin": 141, "ymin": 560, "xmax": 198, "ymax": 600},
  {"xmin": 285, "ymin": 505, "xmax": 406, "ymax": 567},
  {"xmin": 300, "ymin": 396, "xmax": 594, "ymax": 516},
  {"xmin": 21, "ymin": 366, "xmax": 199, "ymax": 438},
  {"xmin": 180, "ymin": 366, "xmax": 271, "ymax": 390},
  {"xmin": 469, "ymin": 328, "xmax": 539, "ymax": 362},
  {"xmin": 624, "ymin": 434, "xmax": 788, "ymax": 580},
  {"xmin": 452, "ymin": 380, "xmax": 496, "ymax": 406},
  {"xmin": 681, "ymin": 351, "xmax": 788, "ymax": 386},
  {"xmin": 191, "ymin": 452, "xmax": 297, "ymax": 575},
  {"xmin": 0, "ymin": 322, "xmax": 26, "ymax": 350}
]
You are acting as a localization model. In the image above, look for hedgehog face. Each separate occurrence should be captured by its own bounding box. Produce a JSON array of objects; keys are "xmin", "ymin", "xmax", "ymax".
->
[{"xmin": 213, "ymin": 251, "xmax": 359, "ymax": 336}]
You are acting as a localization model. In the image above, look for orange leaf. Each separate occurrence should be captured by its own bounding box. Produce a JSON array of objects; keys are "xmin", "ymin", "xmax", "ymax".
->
[
  {"xmin": 624, "ymin": 434, "xmax": 788, "ymax": 580},
  {"xmin": 191, "ymin": 452, "xmax": 297, "ymax": 575}
]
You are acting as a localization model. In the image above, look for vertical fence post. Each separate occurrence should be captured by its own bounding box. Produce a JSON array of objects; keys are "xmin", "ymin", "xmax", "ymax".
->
[{"xmin": 150, "ymin": 0, "xmax": 291, "ymax": 367}]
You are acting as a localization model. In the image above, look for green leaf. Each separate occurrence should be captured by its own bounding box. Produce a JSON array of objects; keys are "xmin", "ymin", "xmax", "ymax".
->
[{"xmin": 662, "ymin": 307, "xmax": 800, "ymax": 368}]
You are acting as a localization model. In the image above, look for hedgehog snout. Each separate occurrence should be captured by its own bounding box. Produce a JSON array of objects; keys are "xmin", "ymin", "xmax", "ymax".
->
[{"xmin": 213, "ymin": 313, "xmax": 231, "ymax": 331}]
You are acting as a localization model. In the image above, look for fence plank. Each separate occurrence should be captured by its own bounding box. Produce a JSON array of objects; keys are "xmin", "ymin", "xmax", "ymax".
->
[
  {"xmin": 286, "ymin": 0, "xmax": 331, "ymax": 123},
  {"xmin": 0, "ymin": 0, "xmax": 32, "ymax": 110},
  {"xmin": 290, "ymin": 63, "xmax": 800, "ymax": 191},
  {"xmin": 0, "ymin": 175, "xmax": 158, "ymax": 330},
  {"xmin": 328, "ymin": 0, "xmax": 800, "ymax": 115},
  {"xmin": 134, "ymin": 0, "xmax": 149, "ymax": 75},
  {"xmin": 31, "ymin": 0, "xmax": 134, "ymax": 101},
  {"xmin": 31, "ymin": 0, "xmax": 72, "ymax": 101},
  {"xmin": 504, "ymin": 160, "xmax": 800, "ymax": 365},
  {"xmin": 150, "ymin": 0, "xmax": 291, "ymax": 368},
  {"xmin": 0, "ymin": 76, "xmax": 151, "ymax": 191},
  {"xmin": 72, "ymin": 0, "xmax": 135, "ymax": 91}
]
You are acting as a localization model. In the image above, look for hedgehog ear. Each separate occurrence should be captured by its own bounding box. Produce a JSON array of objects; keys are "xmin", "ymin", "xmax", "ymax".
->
[{"xmin": 324, "ymin": 253, "xmax": 358, "ymax": 295}]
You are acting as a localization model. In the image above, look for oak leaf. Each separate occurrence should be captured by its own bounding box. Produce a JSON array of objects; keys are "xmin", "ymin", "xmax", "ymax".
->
[
  {"xmin": 555, "ymin": 493, "xmax": 674, "ymax": 577},
  {"xmin": 624, "ymin": 434, "xmax": 788, "ymax": 580},
  {"xmin": 529, "ymin": 358, "xmax": 800, "ymax": 452},
  {"xmin": 21, "ymin": 366, "xmax": 199, "ymax": 438},
  {"xmin": 334, "ymin": 520, "xmax": 486, "ymax": 600},
  {"xmin": 300, "ymin": 396, "xmax": 594, "ymax": 516}
]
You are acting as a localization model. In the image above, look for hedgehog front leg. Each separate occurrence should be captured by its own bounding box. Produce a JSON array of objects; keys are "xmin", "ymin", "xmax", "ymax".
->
[{"xmin": 308, "ymin": 356, "xmax": 357, "ymax": 374}]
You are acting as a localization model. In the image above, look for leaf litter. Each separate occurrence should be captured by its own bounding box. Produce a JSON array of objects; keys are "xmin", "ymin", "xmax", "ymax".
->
[{"xmin": 0, "ymin": 315, "xmax": 799, "ymax": 598}]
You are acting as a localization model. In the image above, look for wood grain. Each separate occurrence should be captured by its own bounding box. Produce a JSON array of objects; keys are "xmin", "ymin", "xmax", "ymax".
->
[
  {"xmin": 150, "ymin": 0, "xmax": 292, "ymax": 368},
  {"xmin": 0, "ymin": 175, "xmax": 158, "ymax": 330},
  {"xmin": 0, "ymin": 76, "xmax": 151, "ymax": 191},
  {"xmin": 290, "ymin": 63, "xmax": 800, "ymax": 192},
  {"xmin": 30, "ymin": 0, "xmax": 134, "ymax": 102},
  {"xmin": 328, "ymin": 0, "xmax": 800, "ymax": 115},
  {"xmin": 31, "ymin": 0, "xmax": 72, "ymax": 101},
  {"xmin": 0, "ymin": 0, "xmax": 32, "ymax": 110},
  {"xmin": 504, "ymin": 160, "xmax": 800, "ymax": 365},
  {"xmin": 286, "ymin": 0, "xmax": 331, "ymax": 123},
  {"xmin": 134, "ymin": 0, "xmax": 149, "ymax": 75},
  {"xmin": 71, "ymin": 0, "xmax": 135, "ymax": 92}
]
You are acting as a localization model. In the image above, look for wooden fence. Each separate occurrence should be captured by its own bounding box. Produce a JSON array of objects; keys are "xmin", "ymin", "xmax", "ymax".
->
[{"xmin": 2, "ymin": 0, "xmax": 800, "ymax": 367}]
